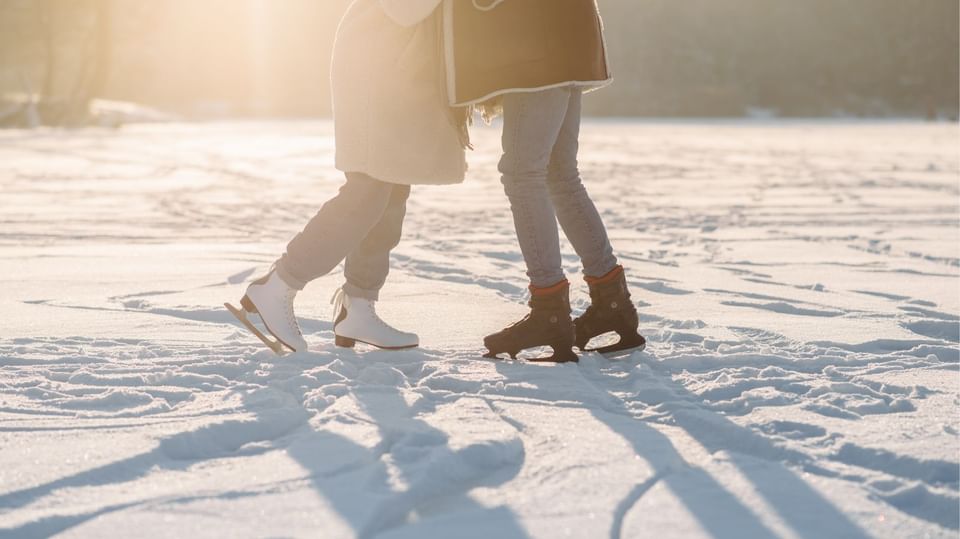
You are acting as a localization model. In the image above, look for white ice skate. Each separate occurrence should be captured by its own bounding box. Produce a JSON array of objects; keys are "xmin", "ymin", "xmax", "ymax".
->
[
  {"xmin": 330, "ymin": 288, "xmax": 418, "ymax": 350},
  {"xmin": 225, "ymin": 270, "xmax": 308, "ymax": 355}
]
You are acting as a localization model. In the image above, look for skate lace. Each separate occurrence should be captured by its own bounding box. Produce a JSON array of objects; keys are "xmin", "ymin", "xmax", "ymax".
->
[
  {"xmin": 370, "ymin": 309, "xmax": 392, "ymax": 329},
  {"xmin": 330, "ymin": 287, "xmax": 394, "ymax": 330},
  {"xmin": 330, "ymin": 287, "xmax": 345, "ymax": 326},
  {"xmin": 284, "ymin": 288, "xmax": 303, "ymax": 336},
  {"xmin": 263, "ymin": 263, "xmax": 303, "ymax": 338}
]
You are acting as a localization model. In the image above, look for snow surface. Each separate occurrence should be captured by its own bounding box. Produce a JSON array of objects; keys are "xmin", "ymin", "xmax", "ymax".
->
[{"xmin": 0, "ymin": 120, "xmax": 958, "ymax": 538}]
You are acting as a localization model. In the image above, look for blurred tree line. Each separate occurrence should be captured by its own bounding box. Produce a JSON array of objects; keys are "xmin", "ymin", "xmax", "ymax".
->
[
  {"xmin": 597, "ymin": 0, "xmax": 959, "ymax": 118},
  {"xmin": 0, "ymin": 0, "xmax": 112, "ymax": 125},
  {"xmin": 1, "ymin": 0, "xmax": 957, "ymax": 126}
]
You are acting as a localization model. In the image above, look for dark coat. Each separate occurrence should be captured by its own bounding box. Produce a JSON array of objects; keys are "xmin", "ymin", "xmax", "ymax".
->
[{"xmin": 443, "ymin": 0, "xmax": 612, "ymax": 107}]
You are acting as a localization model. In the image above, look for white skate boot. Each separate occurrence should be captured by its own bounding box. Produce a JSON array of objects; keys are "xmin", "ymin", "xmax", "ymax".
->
[
  {"xmin": 330, "ymin": 288, "xmax": 418, "ymax": 350},
  {"xmin": 225, "ymin": 270, "xmax": 308, "ymax": 354}
]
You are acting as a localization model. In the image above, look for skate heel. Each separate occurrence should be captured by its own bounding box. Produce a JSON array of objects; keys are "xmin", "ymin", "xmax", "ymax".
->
[
  {"xmin": 335, "ymin": 335, "xmax": 356, "ymax": 348},
  {"xmin": 550, "ymin": 345, "xmax": 579, "ymax": 363},
  {"xmin": 240, "ymin": 295, "xmax": 258, "ymax": 314},
  {"xmin": 618, "ymin": 328, "xmax": 645, "ymax": 348},
  {"xmin": 574, "ymin": 332, "xmax": 595, "ymax": 351},
  {"xmin": 224, "ymin": 301, "xmax": 286, "ymax": 356}
]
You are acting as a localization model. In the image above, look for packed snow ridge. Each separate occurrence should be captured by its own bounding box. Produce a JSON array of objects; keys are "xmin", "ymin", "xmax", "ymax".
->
[{"xmin": 0, "ymin": 120, "xmax": 958, "ymax": 538}]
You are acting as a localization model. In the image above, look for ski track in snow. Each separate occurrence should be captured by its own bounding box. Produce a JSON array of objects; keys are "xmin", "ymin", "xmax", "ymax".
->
[{"xmin": 0, "ymin": 121, "xmax": 958, "ymax": 538}]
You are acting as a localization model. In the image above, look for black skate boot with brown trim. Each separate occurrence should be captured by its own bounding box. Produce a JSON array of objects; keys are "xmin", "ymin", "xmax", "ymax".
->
[
  {"xmin": 574, "ymin": 266, "xmax": 645, "ymax": 357},
  {"xmin": 484, "ymin": 280, "xmax": 578, "ymax": 363}
]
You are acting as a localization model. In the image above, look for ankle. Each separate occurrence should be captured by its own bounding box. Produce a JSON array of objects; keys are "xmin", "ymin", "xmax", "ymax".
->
[
  {"xmin": 529, "ymin": 279, "xmax": 569, "ymax": 297},
  {"xmin": 274, "ymin": 264, "xmax": 306, "ymax": 291}
]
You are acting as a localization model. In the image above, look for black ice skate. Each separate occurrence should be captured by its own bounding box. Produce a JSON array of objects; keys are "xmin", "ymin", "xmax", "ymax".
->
[
  {"xmin": 484, "ymin": 281, "xmax": 578, "ymax": 363},
  {"xmin": 574, "ymin": 266, "xmax": 646, "ymax": 357}
]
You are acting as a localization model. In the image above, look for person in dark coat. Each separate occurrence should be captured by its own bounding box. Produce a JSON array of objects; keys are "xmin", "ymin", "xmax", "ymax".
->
[{"xmin": 444, "ymin": 0, "xmax": 646, "ymax": 362}]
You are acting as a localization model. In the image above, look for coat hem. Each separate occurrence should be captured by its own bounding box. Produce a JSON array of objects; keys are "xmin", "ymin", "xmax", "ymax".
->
[
  {"xmin": 335, "ymin": 159, "xmax": 467, "ymax": 186},
  {"xmin": 448, "ymin": 78, "xmax": 614, "ymax": 108}
]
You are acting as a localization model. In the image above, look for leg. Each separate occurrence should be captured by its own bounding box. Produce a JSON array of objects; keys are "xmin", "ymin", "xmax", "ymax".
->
[
  {"xmin": 276, "ymin": 172, "xmax": 395, "ymax": 290},
  {"xmin": 546, "ymin": 89, "xmax": 618, "ymax": 278},
  {"xmin": 333, "ymin": 184, "xmax": 418, "ymax": 350},
  {"xmin": 486, "ymin": 87, "xmax": 579, "ymax": 363},
  {"xmin": 541, "ymin": 92, "xmax": 642, "ymax": 354},
  {"xmin": 343, "ymin": 184, "xmax": 411, "ymax": 300},
  {"xmin": 499, "ymin": 87, "xmax": 574, "ymax": 288}
]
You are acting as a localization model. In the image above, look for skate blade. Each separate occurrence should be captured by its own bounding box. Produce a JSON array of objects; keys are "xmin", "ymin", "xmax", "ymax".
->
[
  {"xmin": 224, "ymin": 302, "xmax": 288, "ymax": 356},
  {"xmin": 483, "ymin": 348, "xmax": 518, "ymax": 361},
  {"xmin": 485, "ymin": 348, "xmax": 577, "ymax": 364},
  {"xmin": 586, "ymin": 338, "xmax": 646, "ymax": 359},
  {"xmin": 348, "ymin": 338, "xmax": 419, "ymax": 351},
  {"xmin": 527, "ymin": 353, "xmax": 579, "ymax": 364}
]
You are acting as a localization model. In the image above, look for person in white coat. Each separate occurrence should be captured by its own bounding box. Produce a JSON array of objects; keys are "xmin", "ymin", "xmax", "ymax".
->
[{"xmin": 227, "ymin": 0, "xmax": 463, "ymax": 354}]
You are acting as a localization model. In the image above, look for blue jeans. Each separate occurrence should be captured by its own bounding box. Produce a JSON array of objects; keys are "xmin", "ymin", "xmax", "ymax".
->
[
  {"xmin": 499, "ymin": 87, "xmax": 618, "ymax": 288},
  {"xmin": 276, "ymin": 172, "xmax": 410, "ymax": 300}
]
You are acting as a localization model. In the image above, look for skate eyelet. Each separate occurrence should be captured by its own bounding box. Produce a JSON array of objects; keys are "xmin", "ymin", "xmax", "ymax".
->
[
  {"xmin": 549, "ymin": 315, "xmax": 558, "ymax": 323},
  {"xmin": 610, "ymin": 301, "xmax": 618, "ymax": 309}
]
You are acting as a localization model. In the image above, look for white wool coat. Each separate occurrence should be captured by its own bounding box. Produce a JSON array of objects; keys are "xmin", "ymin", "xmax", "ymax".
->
[{"xmin": 332, "ymin": 0, "xmax": 466, "ymax": 186}]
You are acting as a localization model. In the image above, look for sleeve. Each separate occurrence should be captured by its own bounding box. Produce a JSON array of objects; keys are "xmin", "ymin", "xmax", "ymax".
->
[{"xmin": 378, "ymin": 0, "xmax": 443, "ymax": 27}]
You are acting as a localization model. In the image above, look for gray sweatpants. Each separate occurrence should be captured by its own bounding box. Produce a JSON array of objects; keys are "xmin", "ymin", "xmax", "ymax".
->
[
  {"xmin": 499, "ymin": 87, "xmax": 618, "ymax": 288},
  {"xmin": 276, "ymin": 172, "xmax": 410, "ymax": 300}
]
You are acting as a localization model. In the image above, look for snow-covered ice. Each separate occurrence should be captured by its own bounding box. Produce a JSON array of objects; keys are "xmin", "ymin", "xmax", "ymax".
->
[{"xmin": 0, "ymin": 120, "xmax": 958, "ymax": 538}]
